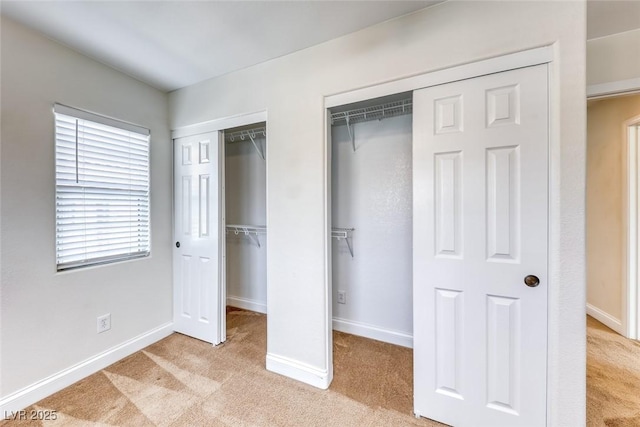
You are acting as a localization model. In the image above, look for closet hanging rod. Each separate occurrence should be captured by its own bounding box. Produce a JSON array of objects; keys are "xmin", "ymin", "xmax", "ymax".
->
[
  {"xmin": 226, "ymin": 224, "xmax": 267, "ymax": 233},
  {"xmin": 225, "ymin": 126, "xmax": 266, "ymax": 143},
  {"xmin": 330, "ymin": 98, "xmax": 412, "ymax": 127},
  {"xmin": 225, "ymin": 126, "xmax": 266, "ymax": 160},
  {"xmin": 331, "ymin": 227, "xmax": 354, "ymax": 258},
  {"xmin": 226, "ymin": 224, "xmax": 267, "ymax": 248}
]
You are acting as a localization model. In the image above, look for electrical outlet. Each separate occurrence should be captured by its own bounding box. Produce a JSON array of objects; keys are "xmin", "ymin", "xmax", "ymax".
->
[
  {"xmin": 97, "ymin": 313, "xmax": 111, "ymax": 333},
  {"xmin": 337, "ymin": 290, "xmax": 347, "ymax": 304}
]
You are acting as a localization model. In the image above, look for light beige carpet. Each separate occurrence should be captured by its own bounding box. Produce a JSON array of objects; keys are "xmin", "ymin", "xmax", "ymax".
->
[
  {"xmin": 587, "ymin": 316, "xmax": 640, "ymax": 426},
  {"xmin": 4, "ymin": 311, "xmax": 636, "ymax": 426},
  {"xmin": 2, "ymin": 308, "xmax": 441, "ymax": 426}
]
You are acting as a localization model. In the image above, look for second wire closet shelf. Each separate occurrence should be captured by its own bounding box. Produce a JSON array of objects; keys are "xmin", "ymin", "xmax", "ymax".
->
[
  {"xmin": 332, "ymin": 227, "xmax": 354, "ymax": 257},
  {"xmin": 226, "ymin": 224, "xmax": 267, "ymax": 248},
  {"xmin": 225, "ymin": 225, "xmax": 353, "ymax": 255}
]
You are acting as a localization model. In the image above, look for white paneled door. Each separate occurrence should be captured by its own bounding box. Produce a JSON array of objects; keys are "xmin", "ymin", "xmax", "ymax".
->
[
  {"xmin": 173, "ymin": 132, "xmax": 223, "ymax": 345},
  {"xmin": 413, "ymin": 65, "xmax": 548, "ymax": 426}
]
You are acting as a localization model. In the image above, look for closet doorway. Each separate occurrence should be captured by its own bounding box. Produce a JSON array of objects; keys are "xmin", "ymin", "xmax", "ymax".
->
[
  {"xmin": 223, "ymin": 122, "xmax": 268, "ymax": 325},
  {"xmin": 329, "ymin": 93, "xmax": 414, "ymax": 347},
  {"xmin": 172, "ymin": 112, "xmax": 267, "ymax": 347},
  {"xmin": 586, "ymin": 93, "xmax": 640, "ymax": 338}
]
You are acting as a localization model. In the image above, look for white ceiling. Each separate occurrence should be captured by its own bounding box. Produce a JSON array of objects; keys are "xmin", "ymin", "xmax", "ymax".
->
[
  {"xmin": 3, "ymin": 1, "xmax": 638, "ymax": 92},
  {"xmin": 1, "ymin": 1, "xmax": 440, "ymax": 92}
]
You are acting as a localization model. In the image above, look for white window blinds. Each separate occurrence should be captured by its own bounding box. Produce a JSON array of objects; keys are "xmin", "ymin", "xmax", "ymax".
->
[{"xmin": 54, "ymin": 104, "xmax": 150, "ymax": 270}]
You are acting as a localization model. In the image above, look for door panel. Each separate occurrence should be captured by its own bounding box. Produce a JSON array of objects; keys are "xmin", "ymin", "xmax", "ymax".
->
[
  {"xmin": 173, "ymin": 132, "xmax": 222, "ymax": 344},
  {"xmin": 413, "ymin": 65, "xmax": 548, "ymax": 426}
]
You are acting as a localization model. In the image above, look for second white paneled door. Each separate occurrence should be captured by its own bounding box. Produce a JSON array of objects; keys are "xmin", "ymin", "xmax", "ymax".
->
[
  {"xmin": 413, "ymin": 65, "xmax": 549, "ymax": 426},
  {"xmin": 173, "ymin": 131, "xmax": 223, "ymax": 345}
]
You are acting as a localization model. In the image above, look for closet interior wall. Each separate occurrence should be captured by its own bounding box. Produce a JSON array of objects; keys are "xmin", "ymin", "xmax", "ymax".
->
[
  {"xmin": 225, "ymin": 124, "xmax": 267, "ymax": 313},
  {"xmin": 331, "ymin": 99, "xmax": 413, "ymax": 346}
]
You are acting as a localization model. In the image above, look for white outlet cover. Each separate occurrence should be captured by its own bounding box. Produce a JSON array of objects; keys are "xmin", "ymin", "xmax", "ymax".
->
[
  {"xmin": 97, "ymin": 313, "xmax": 111, "ymax": 333},
  {"xmin": 337, "ymin": 291, "xmax": 347, "ymax": 304}
]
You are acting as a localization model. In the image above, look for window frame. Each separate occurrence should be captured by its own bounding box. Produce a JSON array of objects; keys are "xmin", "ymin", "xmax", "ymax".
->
[{"xmin": 53, "ymin": 103, "xmax": 151, "ymax": 271}]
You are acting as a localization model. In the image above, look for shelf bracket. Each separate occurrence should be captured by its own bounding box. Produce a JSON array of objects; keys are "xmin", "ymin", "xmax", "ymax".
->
[
  {"xmin": 331, "ymin": 228, "xmax": 354, "ymax": 258},
  {"xmin": 344, "ymin": 236, "xmax": 354, "ymax": 258},
  {"xmin": 249, "ymin": 233, "xmax": 261, "ymax": 248},
  {"xmin": 248, "ymin": 133, "xmax": 265, "ymax": 160},
  {"xmin": 345, "ymin": 116, "xmax": 355, "ymax": 152}
]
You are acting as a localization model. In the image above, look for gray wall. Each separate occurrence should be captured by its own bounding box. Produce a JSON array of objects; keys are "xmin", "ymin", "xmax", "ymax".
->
[
  {"xmin": 331, "ymin": 115, "xmax": 412, "ymax": 341},
  {"xmin": 0, "ymin": 16, "xmax": 172, "ymax": 397}
]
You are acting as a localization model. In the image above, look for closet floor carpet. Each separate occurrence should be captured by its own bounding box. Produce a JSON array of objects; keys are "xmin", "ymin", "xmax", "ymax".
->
[
  {"xmin": 3, "ymin": 308, "xmax": 441, "ymax": 427},
  {"xmin": 4, "ymin": 311, "xmax": 635, "ymax": 426}
]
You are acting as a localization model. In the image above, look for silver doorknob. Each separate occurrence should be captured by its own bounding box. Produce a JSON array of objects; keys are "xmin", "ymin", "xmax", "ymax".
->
[{"xmin": 524, "ymin": 275, "xmax": 540, "ymax": 287}]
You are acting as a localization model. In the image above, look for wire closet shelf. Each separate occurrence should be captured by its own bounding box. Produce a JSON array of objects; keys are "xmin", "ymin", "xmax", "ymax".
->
[
  {"xmin": 225, "ymin": 225, "xmax": 353, "ymax": 256},
  {"xmin": 224, "ymin": 126, "xmax": 266, "ymax": 160},
  {"xmin": 226, "ymin": 224, "xmax": 267, "ymax": 247},
  {"xmin": 330, "ymin": 98, "xmax": 411, "ymax": 151},
  {"xmin": 330, "ymin": 98, "xmax": 412, "ymax": 127},
  {"xmin": 224, "ymin": 126, "xmax": 266, "ymax": 143}
]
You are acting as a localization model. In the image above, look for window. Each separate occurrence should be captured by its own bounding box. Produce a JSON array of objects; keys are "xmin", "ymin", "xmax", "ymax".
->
[{"xmin": 54, "ymin": 104, "xmax": 150, "ymax": 270}]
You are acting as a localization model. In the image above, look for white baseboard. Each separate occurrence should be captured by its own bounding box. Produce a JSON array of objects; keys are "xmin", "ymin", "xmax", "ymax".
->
[
  {"xmin": 266, "ymin": 353, "xmax": 331, "ymax": 390},
  {"xmin": 587, "ymin": 303, "xmax": 624, "ymax": 334},
  {"xmin": 227, "ymin": 295, "xmax": 267, "ymax": 314},
  {"xmin": 332, "ymin": 317, "xmax": 413, "ymax": 348},
  {"xmin": 0, "ymin": 322, "xmax": 173, "ymax": 416}
]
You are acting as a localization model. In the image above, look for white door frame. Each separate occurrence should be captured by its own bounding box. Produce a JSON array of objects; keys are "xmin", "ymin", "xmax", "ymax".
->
[
  {"xmin": 323, "ymin": 45, "xmax": 556, "ymax": 421},
  {"xmin": 587, "ymin": 78, "xmax": 640, "ymax": 100},
  {"xmin": 624, "ymin": 114, "xmax": 640, "ymax": 340},
  {"xmin": 171, "ymin": 110, "xmax": 268, "ymax": 345}
]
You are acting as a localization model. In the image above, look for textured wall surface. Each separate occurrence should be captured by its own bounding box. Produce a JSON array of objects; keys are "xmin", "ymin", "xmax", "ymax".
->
[{"xmin": 331, "ymin": 115, "xmax": 412, "ymax": 336}]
